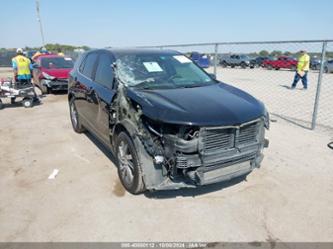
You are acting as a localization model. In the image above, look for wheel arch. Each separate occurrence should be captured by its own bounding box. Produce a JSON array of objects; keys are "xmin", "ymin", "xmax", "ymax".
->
[
  {"xmin": 112, "ymin": 119, "xmax": 165, "ymax": 190},
  {"xmin": 112, "ymin": 120, "xmax": 138, "ymax": 147}
]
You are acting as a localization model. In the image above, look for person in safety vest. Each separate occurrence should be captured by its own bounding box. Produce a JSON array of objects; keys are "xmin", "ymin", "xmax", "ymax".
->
[
  {"xmin": 291, "ymin": 50, "xmax": 310, "ymax": 90},
  {"xmin": 12, "ymin": 48, "xmax": 39, "ymax": 103},
  {"xmin": 12, "ymin": 48, "xmax": 33, "ymax": 81}
]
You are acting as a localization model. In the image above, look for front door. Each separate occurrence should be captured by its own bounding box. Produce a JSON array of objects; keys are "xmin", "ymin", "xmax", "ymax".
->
[{"xmin": 89, "ymin": 52, "xmax": 116, "ymax": 145}]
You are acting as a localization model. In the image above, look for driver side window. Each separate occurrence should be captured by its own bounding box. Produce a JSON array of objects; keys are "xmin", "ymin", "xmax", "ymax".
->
[{"xmin": 95, "ymin": 53, "xmax": 114, "ymax": 88}]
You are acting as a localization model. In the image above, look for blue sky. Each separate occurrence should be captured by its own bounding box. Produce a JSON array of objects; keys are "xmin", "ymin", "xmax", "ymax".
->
[{"xmin": 0, "ymin": 0, "xmax": 332, "ymax": 48}]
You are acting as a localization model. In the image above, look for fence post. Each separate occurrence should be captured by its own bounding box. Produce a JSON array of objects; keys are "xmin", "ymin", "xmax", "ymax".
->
[
  {"xmin": 311, "ymin": 41, "xmax": 327, "ymax": 130},
  {"xmin": 214, "ymin": 43, "xmax": 218, "ymax": 76}
]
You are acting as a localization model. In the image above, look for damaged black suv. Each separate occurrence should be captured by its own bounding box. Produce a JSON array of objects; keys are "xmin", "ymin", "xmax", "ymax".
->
[{"xmin": 68, "ymin": 49, "xmax": 269, "ymax": 194}]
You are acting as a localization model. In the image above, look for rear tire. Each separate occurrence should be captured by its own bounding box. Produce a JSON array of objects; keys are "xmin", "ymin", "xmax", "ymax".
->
[
  {"xmin": 290, "ymin": 66, "xmax": 296, "ymax": 71},
  {"xmin": 116, "ymin": 132, "xmax": 146, "ymax": 194},
  {"xmin": 69, "ymin": 98, "xmax": 85, "ymax": 133},
  {"xmin": 0, "ymin": 99, "xmax": 3, "ymax": 110}
]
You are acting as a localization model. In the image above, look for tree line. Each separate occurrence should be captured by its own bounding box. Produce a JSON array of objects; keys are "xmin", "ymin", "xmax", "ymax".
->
[{"xmin": 0, "ymin": 43, "xmax": 90, "ymax": 53}]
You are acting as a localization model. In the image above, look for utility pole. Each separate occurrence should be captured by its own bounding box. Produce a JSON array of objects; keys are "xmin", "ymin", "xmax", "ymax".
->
[{"xmin": 35, "ymin": 0, "xmax": 45, "ymax": 47}]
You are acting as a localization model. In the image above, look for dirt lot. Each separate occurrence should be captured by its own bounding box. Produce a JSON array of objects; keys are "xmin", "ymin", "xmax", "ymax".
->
[{"xmin": 0, "ymin": 67, "xmax": 333, "ymax": 242}]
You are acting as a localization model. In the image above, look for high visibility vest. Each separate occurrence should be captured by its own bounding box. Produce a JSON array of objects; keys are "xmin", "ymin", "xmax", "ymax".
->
[
  {"xmin": 12, "ymin": 55, "xmax": 31, "ymax": 75},
  {"xmin": 297, "ymin": 54, "xmax": 310, "ymax": 71}
]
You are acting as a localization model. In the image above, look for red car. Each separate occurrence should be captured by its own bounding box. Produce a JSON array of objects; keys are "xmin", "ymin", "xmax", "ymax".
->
[
  {"xmin": 32, "ymin": 54, "xmax": 74, "ymax": 93},
  {"xmin": 263, "ymin": 56, "xmax": 297, "ymax": 71}
]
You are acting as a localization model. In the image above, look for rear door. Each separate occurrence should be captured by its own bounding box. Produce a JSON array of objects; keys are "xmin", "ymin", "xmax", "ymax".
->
[
  {"xmin": 234, "ymin": 55, "xmax": 240, "ymax": 65},
  {"xmin": 89, "ymin": 51, "xmax": 116, "ymax": 145}
]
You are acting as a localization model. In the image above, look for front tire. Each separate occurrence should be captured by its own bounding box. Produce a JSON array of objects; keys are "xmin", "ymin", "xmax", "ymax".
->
[
  {"xmin": 40, "ymin": 80, "xmax": 50, "ymax": 94},
  {"xmin": 69, "ymin": 98, "xmax": 85, "ymax": 133},
  {"xmin": 220, "ymin": 61, "xmax": 227, "ymax": 68},
  {"xmin": 116, "ymin": 132, "xmax": 145, "ymax": 194},
  {"xmin": 324, "ymin": 66, "xmax": 329, "ymax": 73},
  {"xmin": 240, "ymin": 62, "xmax": 247, "ymax": 69},
  {"xmin": 22, "ymin": 98, "xmax": 33, "ymax": 108}
]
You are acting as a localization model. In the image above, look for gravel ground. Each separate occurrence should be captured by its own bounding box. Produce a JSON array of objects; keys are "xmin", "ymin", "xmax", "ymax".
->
[{"xmin": 0, "ymin": 67, "xmax": 333, "ymax": 242}]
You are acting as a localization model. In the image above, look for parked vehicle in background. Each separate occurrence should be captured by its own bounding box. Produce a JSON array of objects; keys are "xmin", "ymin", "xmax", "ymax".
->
[
  {"xmin": 220, "ymin": 54, "xmax": 253, "ymax": 68},
  {"xmin": 324, "ymin": 60, "xmax": 333, "ymax": 73},
  {"xmin": 263, "ymin": 56, "xmax": 297, "ymax": 70},
  {"xmin": 250, "ymin": 56, "xmax": 270, "ymax": 68},
  {"xmin": 189, "ymin": 52, "xmax": 210, "ymax": 68},
  {"xmin": 32, "ymin": 54, "xmax": 74, "ymax": 93},
  {"xmin": 310, "ymin": 58, "xmax": 321, "ymax": 70},
  {"xmin": 68, "ymin": 48, "xmax": 269, "ymax": 194}
]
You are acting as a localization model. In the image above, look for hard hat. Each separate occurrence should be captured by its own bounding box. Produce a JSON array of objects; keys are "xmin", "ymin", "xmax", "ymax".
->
[{"xmin": 16, "ymin": 48, "xmax": 23, "ymax": 53}]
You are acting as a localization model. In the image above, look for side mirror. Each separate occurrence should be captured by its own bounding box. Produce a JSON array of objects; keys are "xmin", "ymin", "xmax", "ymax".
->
[{"xmin": 209, "ymin": 73, "xmax": 217, "ymax": 80}]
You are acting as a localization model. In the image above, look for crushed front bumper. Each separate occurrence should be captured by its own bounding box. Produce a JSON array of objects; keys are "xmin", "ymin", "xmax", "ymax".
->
[
  {"xmin": 153, "ymin": 152, "xmax": 265, "ymax": 191},
  {"xmin": 148, "ymin": 118, "xmax": 269, "ymax": 191},
  {"xmin": 42, "ymin": 79, "xmax": 68, "ymax": 91}
]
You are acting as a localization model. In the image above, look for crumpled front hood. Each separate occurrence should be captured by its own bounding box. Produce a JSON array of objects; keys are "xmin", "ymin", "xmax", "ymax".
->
[{"xmin": 126, "ymin": 82, "xmax": 265, "ymax": 126}]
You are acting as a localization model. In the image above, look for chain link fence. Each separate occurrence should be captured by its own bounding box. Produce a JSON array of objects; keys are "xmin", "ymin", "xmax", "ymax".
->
[{"xmin": 141, "ymin": 40, "xmax": 333, "ymax": 131}]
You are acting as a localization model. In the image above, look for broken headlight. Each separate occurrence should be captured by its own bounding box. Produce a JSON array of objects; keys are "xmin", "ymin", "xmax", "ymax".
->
[{"xmin": 42, "ymin": 72, "xmax": 55, "ymax": 80}]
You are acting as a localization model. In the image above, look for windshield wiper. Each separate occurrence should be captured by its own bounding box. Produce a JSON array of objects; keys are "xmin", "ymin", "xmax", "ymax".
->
[
  {"xmin": 179, "ymin": 82, "xmax": 215, "ymax": 89},
  {"xmin": 180, "ymin": 84, "xmax": 205, "ymax": 88},
  {"xmin": 132, "ymin": 79, "xmax": 156, "ymax": 89}
]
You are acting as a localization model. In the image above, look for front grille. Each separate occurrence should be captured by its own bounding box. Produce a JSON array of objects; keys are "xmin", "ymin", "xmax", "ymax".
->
[
  {"xmin": 200, "ymin": 119, "xmax": 262, "ymax": 155},
  {"xmin": 236, "ymin": 122, "xmax": 260, "ymax": 146},
  {"xmin": 203, "ymin": 152, "xmax": 256, "ymax": 170},
  {"xmin": 202, "ymin": 128, "xmax": 234, "ymax": 151}
]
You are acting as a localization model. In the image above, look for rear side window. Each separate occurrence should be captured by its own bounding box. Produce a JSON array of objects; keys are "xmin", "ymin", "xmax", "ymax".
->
[
  {"xmin": 95, "ymin": 53, "xmax": 114, "ymax": 88},
  {"xmin": 81, "ymin": 53, "xmax": 98, "ymax": 79}
]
